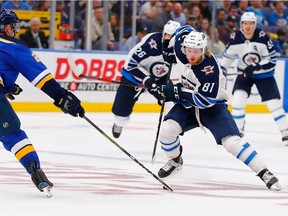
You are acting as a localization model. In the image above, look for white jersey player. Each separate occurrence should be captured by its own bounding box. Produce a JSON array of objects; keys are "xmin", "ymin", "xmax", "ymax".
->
[
  {"xmin": 111, "ymin": 21, "xmax": 180, "ymax": 138},
  {"xmin": 157, "ymin": 28, "xmax": 282, "ymax": 191},
  {"xmin": 221, "ymin": 12, "xmax": 288, "ymax": 146}
]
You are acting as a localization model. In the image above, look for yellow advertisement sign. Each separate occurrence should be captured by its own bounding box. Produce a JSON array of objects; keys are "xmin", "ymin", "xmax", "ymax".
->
[{"xmin": 14, "ymin": 10, "xmax": 61, "ymax": 39}]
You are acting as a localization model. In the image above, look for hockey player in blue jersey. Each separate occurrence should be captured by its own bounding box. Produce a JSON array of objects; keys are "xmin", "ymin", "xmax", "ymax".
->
[
  {"xmin": 0, "ymin": 9, "xmax": 85, "ymax": 196},
  {"xmin": 221, "ymin": 12, "xmax": 288, "ymax": 146},
  {"xmin": 111, "ymin": 20, "xmax": 180, "ymax": 138},
  {"xmin": 157, "ymin": 28, "xmax": 282, "ymax": 191}
]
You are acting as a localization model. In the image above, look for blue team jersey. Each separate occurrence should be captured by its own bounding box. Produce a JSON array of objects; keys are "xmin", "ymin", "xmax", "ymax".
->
[
  {"xmin": 0, "ymin": 35, "xmax": 53, "ymax": 93},
  {"xmin": 173, "ymin": 26, "xmax": 229, "ymax": 109}
]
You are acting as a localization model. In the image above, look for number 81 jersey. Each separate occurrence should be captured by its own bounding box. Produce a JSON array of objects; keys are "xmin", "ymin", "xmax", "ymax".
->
[{"xmin": 173, "ymin": 26, "xmax": 229, "ymax": 109}]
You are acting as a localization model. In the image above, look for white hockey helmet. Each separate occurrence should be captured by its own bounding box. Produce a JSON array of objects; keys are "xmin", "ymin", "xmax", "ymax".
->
[
  {"xmin": 163, "ymin": 20, "xmax": 181, "ymax": 36},
  {"xmin": 241, "ymin": 12, "xmax": 257, "ymax": 25},
  {"xmin": 183, "ymin": 31, "xmax": 208, "ymax": 55}
]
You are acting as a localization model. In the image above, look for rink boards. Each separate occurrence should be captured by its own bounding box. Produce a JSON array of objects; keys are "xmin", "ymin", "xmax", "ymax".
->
[{"xmin": 10, "ymin": 49, "xmax": 288, "ymax": 112}]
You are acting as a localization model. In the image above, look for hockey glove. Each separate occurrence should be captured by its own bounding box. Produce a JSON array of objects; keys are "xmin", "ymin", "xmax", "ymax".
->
[
  {"xmin": 243, "ymin": 63, "xmax": 261, "ymax": 78},
  {"xmin": 143, "ymin": 76, "xmax": 158, "ymax": 89},
  {"xmin": 54, "ymin": 90, "xmax": 85, "ymax": 118},
  {"xmin": 220, "ymin": 66, "xmax": 227, "ymax": 77},
  {"xmin": 6, "ymin": 84, "xmax": 23, "ymax": 100},
  {"xmin": 159, "ymin": 82, "xmax": 182, "ymax": 102}
]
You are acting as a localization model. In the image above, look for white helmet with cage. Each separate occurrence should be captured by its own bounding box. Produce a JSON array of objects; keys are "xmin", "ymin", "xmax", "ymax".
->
[
  {"xmin": 163, "ymin": 20, "xmax": 181, "ymax": 36},
  {"xmin": 183, "ymin": 31, "xmax": 208, "ymax": 55}
]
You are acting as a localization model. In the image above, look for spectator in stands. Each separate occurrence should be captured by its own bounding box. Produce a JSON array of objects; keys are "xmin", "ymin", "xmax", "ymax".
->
[
  {"xmin": 19, "ymin": 17, "xmax": 49, "ymax": 48},
  {"xmin": 197, "ymin": 17, "xmax": 210, "ymax": 35},
  {"xmin": 237, "ymin": 0, "xmax": 249, "ymax": 17},
  {"xmin": 110, "ymin": 14, "xmax": 120, "ymax": 50},
  {"xmin": 271, "ymin": 28, "xmax": 287, "ymax": 56},
  {"xmin": 186, "ymin": 15, "xmax": 197, "ymax": 29},
  {"xmin": 199, "ymin": 0, "xmax": 211, "ymax": 21},
  {"xmin": 247, "ymin": 0, "xmax": 268, "ymax": 26},
  {"xmin": 2, "ymin": 0, "xmax": 31, "ymax": 10},
  {"xmin": 228, "ymin": 5, "xmax": 239, "ymax": 19},
  {"xmin": 190, "ymin": 4, "xmax": 202, "ymax": 29},
  {"xmin": 216, "ymin": 8, "xmax": 226, "ymax": 28},
  {"xmin": 35, "ymin": 0, "xmax": 51, "ymax": 11},
  {"xmin": 207, "ymin": 26, "xmax": 226, "ymax": 55},
  {"xmin": 268, "ymin": 1, "xmax": 288, "ymax": 28},
  {"xmin": 111, "ymin": 1, "xmax": 134, "ymax": 39},
  {"xmin": 170, "ymin": 2, "xmax": 186, "ymax": 26},
  {"xmin": 121, "ymin": 25, "xmax": 147, "ymax": 52},
  {"xmin": 138, "ymin": 0, "xmax": 162, "ymax": 32},
  {"xmin": 218, "ymin": 15, "xmax": 238, "ymax": 45},
  {"xmin": 56, "ymin": 0, "xmax": 69, "ymax": 24},
  {"xmin": 91, "ymin": 7, "xmax": 115, "ymax": 50},
  {"xmin": 151, "ymin": 0, "xmax": 173, "ymax": 32}
]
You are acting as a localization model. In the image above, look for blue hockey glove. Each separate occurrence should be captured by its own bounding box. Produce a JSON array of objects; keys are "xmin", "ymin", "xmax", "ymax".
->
[
  {"xmin": 159, "ymin": 82, "xmax": 182, "ymax": 102},
  {"xmin": 6, "ymin": 83, "xmax": 23, "ymax": 100},
  {"xmin": 143, "ymin": 76, "xmax": 157, "ymax": 89},
  {"xmin": 54, "ymin": 90, "xmax": 85, "ymax": 118},
  {"xmin": 243, "ymin": 63, "xmax": 261, "ymax": 78}
]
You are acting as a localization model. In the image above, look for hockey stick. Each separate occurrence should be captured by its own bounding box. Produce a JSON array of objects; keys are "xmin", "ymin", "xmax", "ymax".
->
[
  {"xmin": 82, "ymin": 115, "xmax": 173, "ymax": 192},
  {"xmin": 67, "ymin": 54, "xmax": 146, "ymax": 89},
  {"xmin": 151, "ymin": 63, "xmax": 173, "ymax": 164}
]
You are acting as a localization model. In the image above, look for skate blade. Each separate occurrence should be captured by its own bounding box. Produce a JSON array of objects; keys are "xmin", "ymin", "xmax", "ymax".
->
[
  {"xmin": 43, "ymin": 186, "xmax": 52, "ymax": 198},
  {"xmin": 159, "ymin": 165, "xmax": 183, "ymax": 180}
]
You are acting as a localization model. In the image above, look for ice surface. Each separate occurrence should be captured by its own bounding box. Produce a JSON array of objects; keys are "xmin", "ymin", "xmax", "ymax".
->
[{"xmin": 0, "ymin": 112, "xmax": 288, "ymax": 216}]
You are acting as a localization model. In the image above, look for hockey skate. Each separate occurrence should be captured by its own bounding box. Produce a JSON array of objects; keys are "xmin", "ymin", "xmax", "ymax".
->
[
  {"xmin": 27, "ymin": 162, "xmax": 54, "ymax": 198},
  {"xmin": 112, "ymin": 123, "xmax": 122, "ymax": 138},
  {"xmin": 281, "ymin": 130, "xmax": 288, "ymax": 146},
  {"xmin": 158, "ymin": 146, "xmax": 183, "ymax": 178},
  {"xmin": 257, "ymin": 168, "xmax": 282, "ymax": 191}
]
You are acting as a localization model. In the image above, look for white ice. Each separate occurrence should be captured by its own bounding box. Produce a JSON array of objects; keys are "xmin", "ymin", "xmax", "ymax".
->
[{"xmin": 1, "ymin": 112, "xmax": 288, "ymax": 216}]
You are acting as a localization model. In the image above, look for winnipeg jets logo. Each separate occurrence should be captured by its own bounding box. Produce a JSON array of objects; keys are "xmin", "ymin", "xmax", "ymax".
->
[
  {"xmin": 230, "ymin": 32, "xmax": 236, "ymax": 40},
  {"xmin": 201, "ymin": 65, "xmax": 214, "ymax": 75},
  {"xmin": 149, "ymin": 39, "xmax": 157, "ymax": 49},
  {"xmin": 151, "ymin": 62, "xmax": 168, "ymax": 77}
]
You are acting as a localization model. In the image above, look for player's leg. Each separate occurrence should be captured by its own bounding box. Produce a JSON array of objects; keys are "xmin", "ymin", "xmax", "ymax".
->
[
  {"xmin": 111, "ymin": 77, "xmax": 145, "ymax": 138},
  {"xmin": 0, "ymin": 96, "xmax": 53, "ymax": 192},
  {"xmin": 255, "ymin": 77, "xmax": 288, "ymax": 146},
  {"xmin": 158, "ymin": 105, "xmax": 197, "ymax": 178},
  {"xmin": 231, "ymin": 76, "xmax": 253, "ymax": 136},
  {"xmin": 203, "ymin": 105, "xmax": 281, "ymax": 190}
]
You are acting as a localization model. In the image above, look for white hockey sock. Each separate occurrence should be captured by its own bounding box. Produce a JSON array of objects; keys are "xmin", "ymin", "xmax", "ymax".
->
[
  {"xmin": 222, "ymin": 135, "xmax": 266, "ymax": 173},
  {"xmin": 113, "ymin": 114, "xmax": 130, "ymax": 127},
  {"xmin": 265, "ymin": 99, "xmax": 288, "ymax": 132},
  {"xmin": 231, "ymin": 90, "xmax": 248, "ymax": 131},
  {"xmin": 159, "ymin": 119, "xmax": 182, "ymax": 159}
]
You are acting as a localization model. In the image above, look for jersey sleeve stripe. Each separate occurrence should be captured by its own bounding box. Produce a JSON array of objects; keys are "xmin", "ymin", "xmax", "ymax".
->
[
  {"xmin": 31, "ymin": 69, "xmax": 50, "ymax": 86},
  {"xmin": 35, "ymin": 73, "xmax": 53, "ymax": 89}
]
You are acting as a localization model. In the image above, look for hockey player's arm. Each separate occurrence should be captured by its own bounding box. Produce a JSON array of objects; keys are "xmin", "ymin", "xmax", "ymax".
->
[
  {"xmin": 160, "ymin": 83, "xmax": 217, "ymax": 109},
  {"xmin": 257, "ymin": 38, "xmax": 277, "ymax": 71},
  {"xmin": 41, "ymin": 78, "xmax": 85, "ymax": 117}
]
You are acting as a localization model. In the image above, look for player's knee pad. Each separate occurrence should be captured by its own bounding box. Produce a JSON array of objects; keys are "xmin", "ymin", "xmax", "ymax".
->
[
  {"xmin": 0, "ymin": 96, "xmax": 21, "ymax": 137},
  {"xmin": 159, "ymin": 120, "xmax": 182, "ymax": 158},
  {"xmin": 232, "ymin": 90, "xmax": 248, "ymax": 111},
  {"xmin": 113, "ymin": 114, "xmax": 130, "ymax": 127},
  {"xmin": 222, "ymin": 135, "xmax": 265, "ymax": 172}
]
